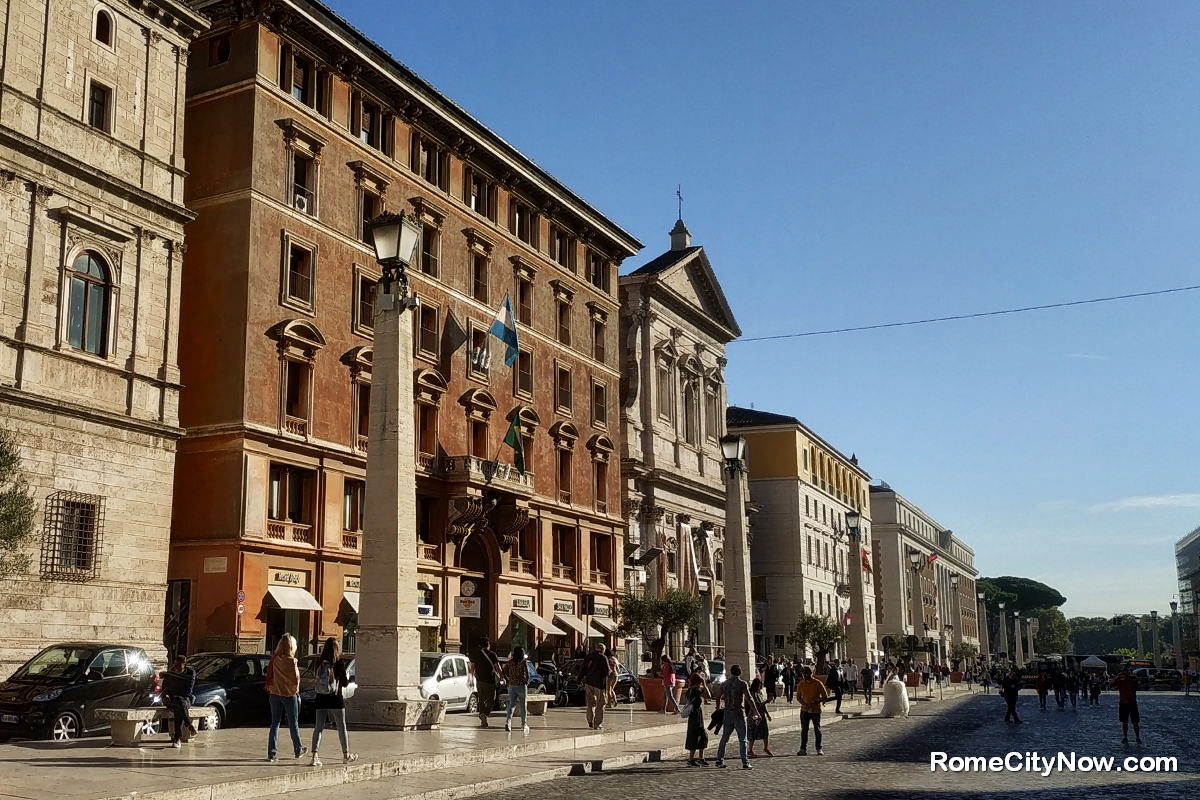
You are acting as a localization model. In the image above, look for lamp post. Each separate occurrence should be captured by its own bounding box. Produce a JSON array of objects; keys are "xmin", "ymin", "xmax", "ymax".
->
[
  {"xmin": 908, "ymin": 549, "xmax": 925, "ymax": 662},
  {"xmin": 1136, "ymin": 615, "xmax": 1145, "ymax": 659},
  {"xmin": 1013, "ymin": 612, "xmax": 1024, "ymax": 669},
  {"xmin": 949, "ymin": 573, "xmax": 961, "ymax": 646},
  {"xmin": 348, "ymin": 211, "xmax": 444, "ymax": 729},
  {"xmin": 1151, "ymin": 610, "xmax": 1161, "ymax": 668},
  {"xmin": 977, "ymin": 591, "xmax": 990, "ymax": 663},
  {"xmin": 1170, "ymin": 601, "xmax": 1182, "ymax": 669},
  {"xmin": 844, "ymin": 510, "xmax": 871, "ymax": 665},
  {"xmin": 997, "ymin": 600, "xmax": 1008, "ymax": 667},
  {"xmin": 719, "ymin": 434, "xmax": 755, "ymax": 679}
]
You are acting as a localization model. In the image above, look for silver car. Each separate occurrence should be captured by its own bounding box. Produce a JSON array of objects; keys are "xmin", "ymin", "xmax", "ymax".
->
[{"xmin": 418, "ymin": 653, "xmax": 477, "ymax": 712}]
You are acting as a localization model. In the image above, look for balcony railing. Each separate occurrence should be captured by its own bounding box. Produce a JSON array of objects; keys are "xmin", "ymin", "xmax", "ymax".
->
[
  {"xmin": 442, "ymin": 454, "xmax": 534, "ymax": 494},
  {"xmin": 589, "ymin": 569, "xmax": 610, "ymax": 586},
  {"xmin": 356, "ymin": 435, "xmax": 369, "ymax": 453},
  {"xmin": 283, "ymin": 415, "xmax": 308, "ymax": 436},
  {"xmin": 342, "ymin": 532, "xmax": 360, "ymax": 550},
  {"xmin": 267, "ymin": 520, "xmax": 313, "ymax": 545},
  {"xmin": 509, "ymin": 557, "xmax": 535, "ymax": 575},
  {"xmin": 551, "ymin": 564, "xmax": 574, "ymax": 581},
  {"xmin": 417, "ymin": 452, "xmax": 436, "ymax": 473},
  {"xmin": 418, "ymin": 542, "xmax": 440, "ymax": 562}
]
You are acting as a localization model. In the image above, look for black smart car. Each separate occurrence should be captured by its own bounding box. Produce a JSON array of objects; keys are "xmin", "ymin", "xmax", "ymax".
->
[
  {"xmin": 167, "ymin": 652, "xmax": 273, "ymax": 729},
  {"xmin": 0, "ymin": 643, "xmax": 156, "ymax": 741}
]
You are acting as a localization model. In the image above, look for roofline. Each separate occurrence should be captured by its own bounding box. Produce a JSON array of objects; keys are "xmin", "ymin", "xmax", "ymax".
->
[
  {"xmin": 728, "ymin": 416, "xmax": 869, "ymax": 481},
  {"xmin": 196, "ymin": 0, "xmax": 642, "ymax": 257},
  {"xmin": 1177, "ymin": 525, "xmax": 1200, "ymax": 553},
  {"xmin": 868, "ymin": 486, "xmax": 954, "ymax": 541}
]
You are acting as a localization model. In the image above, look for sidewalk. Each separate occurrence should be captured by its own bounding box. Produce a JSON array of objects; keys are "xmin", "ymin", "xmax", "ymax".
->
[{"xmin": 0, "ymin": 683, "xmax": 974, "ymax": 800}]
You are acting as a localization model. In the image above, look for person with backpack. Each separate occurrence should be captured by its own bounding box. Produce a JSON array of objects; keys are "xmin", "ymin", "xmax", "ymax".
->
[
  {"xmin": 160, "ymin": 655, "xmax": 196, "ymax": 748},
  {"xmin": 683, "ymin": 671, "xmax": 711, "ymax": 767},
  {"xmin": 309, "ymin": 638, "xmax": 357, "ymax": 766},
  {"xmin": 503, "ymin": 646, "xmax": 531, "ymax": 734},
  {"xmin": 580, "ymin": 642, "xmax": 613, "ymax": 729},
  {"xmin": 826, "ymin": 659, "xmax": 845, "ymax": 714},
  {"xmin": 265, "ymin": 634, "xmax": 306, "ymax": 762},
  {"xmin": 660, "ymin": 655, "xmax": 680, "ymax": 714},
  {"xmin": 469, "ymin": 636, "xmax": 502, "ymax": 728}
]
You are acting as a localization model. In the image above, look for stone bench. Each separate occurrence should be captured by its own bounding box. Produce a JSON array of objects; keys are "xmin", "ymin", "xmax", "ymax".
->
[
  {"xmin": 526, "ymin": 693, "xmax": 550, "ymax": 716},
  {"xmin": 94, "ymin": 706, "xmax": 212, "ymax": 747}
]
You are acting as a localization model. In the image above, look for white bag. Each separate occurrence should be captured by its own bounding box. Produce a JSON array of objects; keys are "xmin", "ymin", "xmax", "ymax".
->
[{"xmin": 679, "ymin": 701, "xmax": 694, "ymax": 718}]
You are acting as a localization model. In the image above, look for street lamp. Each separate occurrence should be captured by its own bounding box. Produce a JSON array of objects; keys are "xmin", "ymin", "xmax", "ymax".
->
[
  {"xmin": 1013, "ymin": 611, "xmax": 1024, "ymax": 668},
  {"xmin": 977, "ymin": 591, "xmax": 990, "ymax": 662},
  {"xmin": 1151, "ymin": 609, "xmax": 1161, "ymax": 668},
  {"xmin": 718, "ymin": 433, "xmax": 754, "ymax": 679},
  {"xmin": 1170, "ymin": 600, "xmax": 1182, "ymax": 669},
  {"xmin": 845, "ymin": 510, "xmax": 861, "ymax": 539},
  {"xmin": 366, "ymin": 210, "xmax": 422, "ymax": 299}
]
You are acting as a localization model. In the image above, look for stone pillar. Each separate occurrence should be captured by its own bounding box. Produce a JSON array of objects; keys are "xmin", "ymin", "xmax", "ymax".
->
[
  {"xmin": 722, "ymin": 465, "xmax": 754, "ymax": 678},
  {"xmin": 1014, "ymin": 618, "xmax": 1024, "ymax": 668},
  {"xmin": 997, "ymin": 609, "xmax": 1008, "ymax": 665},
  {"xmin": 348, "ymin": 289, "xmax": 445, "ymax": 729},
  {"xmin": 847, "ymin": 532, "xmax": 870, "ymax": 663},
  {"xmin": 1171, "ymin": 613, "xmax": 1182, "ymax": 668},
  {"xmin": 977, "ymin": 598, "xmax": 990, "ymax": 660},
  {"xmin": 1151, "ymin": 615, "xmax": 1161, "ymax": 668},
  {"xmin": 908, "ymin": 565, "xmax": 924, "ymax": 659},
  {"xmin": 1136, "ymin": 617, "xmax": 1145, "ymax": 659}
]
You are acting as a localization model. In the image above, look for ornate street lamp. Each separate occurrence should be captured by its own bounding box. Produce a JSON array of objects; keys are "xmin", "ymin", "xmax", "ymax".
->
[
  {"xmin": 719, "ymin": 434, "xmax": 748, "ymax": 473},
  {"xmin": 366, "ymin": 211, "xmax": 422, "ymax": 300},
  {"xmin": 718, "ymin": 433, "xmax": 754, "ymax": 677}
]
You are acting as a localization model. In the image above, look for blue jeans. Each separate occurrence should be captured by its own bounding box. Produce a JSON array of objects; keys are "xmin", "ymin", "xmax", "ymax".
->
[
  {"xmin": 312, "ymin": 707, "xmax": 349, "ymax": 755},
  {"xmin": 268, "ymin": 695, "xmax": 303, "ymax": 759},
  {"xmin": 664, "ymin": 684, "xmax": 680, "ymax": 712},
  {"xmin": 715, "ymin": 711, "xmax": 747, "ymax": 765},
  {"xmin": 505, "ymin": 685, "xmax": 527, "ymax": 727}
]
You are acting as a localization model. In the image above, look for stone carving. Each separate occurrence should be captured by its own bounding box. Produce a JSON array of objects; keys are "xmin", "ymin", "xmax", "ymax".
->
[
  {"xmin": 492, "ymin": 504, "xmax": 530, "ymax": 553},
  {"xmin": 446, "ymin": 495, "xmax": 490, "ymax": 545}
]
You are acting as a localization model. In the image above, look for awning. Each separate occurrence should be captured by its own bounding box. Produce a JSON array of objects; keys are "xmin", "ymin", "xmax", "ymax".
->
[
  {"xmin": 512, "ymin": 610, "xmax": 566, "ymax": 636},
  {"xmin": 342, "ymin": 592, "xmax": 359, "ymax": 612},
  {"xmin": 553, "ymin": 614, "xmax": 590, "ymax": 636},
  {"xmin": 267, "ymin": 586, "xmax": 324, "ymax": 611},
  {"xmin": 591, "ymin": 616, "xmax": 618, "ymax": 634}
]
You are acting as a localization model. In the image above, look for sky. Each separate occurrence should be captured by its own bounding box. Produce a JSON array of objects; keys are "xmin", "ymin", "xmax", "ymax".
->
[{"xmin": 342, "ymin": 0, "xmax": 1200, "ymax": 618}]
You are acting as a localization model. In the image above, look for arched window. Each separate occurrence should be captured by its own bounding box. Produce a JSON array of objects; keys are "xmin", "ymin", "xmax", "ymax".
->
[
  {"xmin": 67, "ymin": 251, "xmax": 110, "ymax": 356},
  {"xmin": 94, "ymin": 10, "xmax": 113, "ymax": 46},
  {"xmin": 683, "ymin": 381, "xmax": 699, "ymax": 445}
]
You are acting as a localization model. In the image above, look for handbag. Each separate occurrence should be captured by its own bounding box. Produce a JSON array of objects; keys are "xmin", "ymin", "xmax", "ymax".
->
[{"xmin": 679, "ymin": 701, "xmax": 693, "ymax": 719}]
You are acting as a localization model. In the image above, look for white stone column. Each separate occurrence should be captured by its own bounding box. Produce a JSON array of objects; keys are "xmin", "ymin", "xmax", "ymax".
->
[
  {"xmin": 847, "ymin": 531, "xmax": 870, "ymax": 663},
  {"xmin": 349, "ymin": 289, "xmax": 445, "ymax": 729},
  {"xmin": 722, "ymin": 465, "xmax": 754, "ymax": 677},
  {"xmin": 997, "ymin": 608, "xmax": 1008, "ymax": 665}
]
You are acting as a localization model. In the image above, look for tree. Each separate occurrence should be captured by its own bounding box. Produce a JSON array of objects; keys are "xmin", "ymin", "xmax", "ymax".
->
[
  {"xmin": 0, "ymin": 430, "xmax": 36, "ymax": 579},
  {"xmin": 1032, "ymin": 607, "xmax": 1071, "ymax": 654},
  {"xmin": 615, "ymin": 588, "xmax": 703, "ymax": 674},
  {"xmin": 948, "ymin": 641, "xmax": 977, "ymax": 670},
  {"xmin": 982, "ymin": 576, "xmax": 1066, "ymax": 611},
  {"xmin": 786, "ymin": 612, "xmax": 847, "ymax": 671},
  {"xmin": 1112, "ymin": 647, "xmax": 1137, "ymax": 658}
]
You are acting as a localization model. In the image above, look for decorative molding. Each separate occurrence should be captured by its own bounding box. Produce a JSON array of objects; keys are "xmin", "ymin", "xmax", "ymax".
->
[
  {"xmin": 349, "ymin": 160, "xmax": 390, "ymax": 193},
  {"xmin": 447, "ymin": 495, "xmax": 489, "ymax": 546},
  {"xmin": 463, "ymin": 227, "xmax": 495, "ymax": 256},
  {"xmin": 548, "ymin": 279, "xmax": 574, "ymax": 305},
  {"xmin": 585, "ymin": 301, "xmax": 608, "ymax": 324},
  {"xmin": 276, "ymin": 118, "xmax": 327, "ymax": 156},
  {"xmin": 409, "ymin": 195, "xmax": 447, "ymax": 228},
  {"xmin": 510, "ymin": 254, "xmax": 537, "ymax": 282}
]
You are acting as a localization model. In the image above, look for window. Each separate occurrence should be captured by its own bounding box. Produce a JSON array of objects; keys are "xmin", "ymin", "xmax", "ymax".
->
[
  {"xmin": 470, "ymin": 419, "xmax": 488, "ymax": 458},
  {"xmin": 516, "ymin": 277, "xmax": 532, "ymax": 326},
  {"xmin": 551, "ymin": 228, "xmax": 573, "ymax": 270},
  {"xmin": 592, "ymin": 320, "xmax": 605, "ymax": 363},
  {"xmin": 552, "ymin": 524, "xmax": 575, "ymax": 568},
  {"xmin": 588, "ymin": 252, "xmax": 607, "ymax": 291},
  {"xmin": 592, "ymin": 382, "xmax": 607, "ymax": 428},
  {"xmin": 355, "ymin": 274, "xmax": 376, "ymax": 333},
  {"xmin": 292, "ymin": 54, "xmax": 313, "ymax": 104},
  {"xmin": 66, "ymin": 251, "xmax": 110, "ymax": 356},
  {"xmin": 360, "ymin": 192, "xmax": 379, "ymax": 243},
  {"xmin": 683, "ymin": 382, "xmax": 699, "ymax": 445},
  {"xmin": 555, "ymin": 365, "xmax": 572, "ymax": 412},
  {"xmin": 39, "ymin": 491, "xmax": 105, "ymax": 582},
  {"xmin": 666, "ymin": 550, "xmax": 677, "ymax": 574},
  {"xmin": 471, "ymin": 254, "xmax": 489, "ymax": 303},
  {"xmin": 420, "ymin": 226, "xmax": 438, "ymax": 276},
  {"xmin": 418, "ymin": 404, "xmax": 438, "ymax": 456},
  {"xmin": 656, "ymin": 364, "xmax": 673, "ymax": 420},
  {"xmin": 417, "ymin": 305, "xmax": 439, "ymax": 358},
  {"xmin": 594, "ymin": 460, "xmax": 608, "ymax": 512},
  {"xmin": 556, "ymin": 302, "xmax": 571, "ymax": 345},
  {"xmin": 88, "ymin": 82, "xmax": 111, "ymax": 132},
  {"xmin": 514, "ymin": 349, "xmax": 533, "ymax": 398},
  {"xmin": 268, "ymin": 465, "xmax": 314, "ymax": 524},
  {"xmin": 360, "ymin": 100, "xmax": 381, "ymax": 149},
  {"xmin": 469, "ymin": 328, "xmax": 490, "ymax": 379},
  {"xmin": 94, "ymin": 10, "xmax": 113, "ymax": 46},
  {"xmin": 467, "ymin": 171, "xmax": 490, "ymax": 217},
  {"xmin": 283, "ymin": 360, "xmax": 309, "ymax": 431},
  {"xmin": 512, "ymin": 202, "xmax": 532, "ymax": 244},
  {"xmin": 292, "ymin": 153, "xmax": 315, "ymax": 215},
  {"xmin": 355, "ymin": 384, "xmax": 370, "ymax": 445},
  {"xmin": 705, "ymin": 388, "xmax": 720, "ymax": 440},
  {"xmin": 343, "ymin": 480, "xmax": 365, "ymax": 532},
  {"xmin": 418, "ymin": 495, "xmax": 435, "ymax": 542},
  {"xmin": 807, "ymin": 536, "xmax": 812, "ymax": 564},
  {"xmin": 286, "ymin": 244, "xmax": 313, "ymax": 305},
  {"xmin": 556, "ymin": 448, "xmax": 572, "ymax": 503},
  {"xmin": 209, "ymin": 35, "xmax": 231, "ymax": 65},
  {"xmin": 416, "ymin": 139, "xmax": 443, "ymax": 188}
]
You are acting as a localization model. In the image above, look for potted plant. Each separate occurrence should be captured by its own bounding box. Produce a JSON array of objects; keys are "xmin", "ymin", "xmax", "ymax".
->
[
  {"xmin": 616, "ymin": 589, "xmax": 702, "ymax": 711},
  {"xmin": 948, "ymin": 642, "xmax": 976, "ymax": 682},
  {"xmin": 786, "ymin": 612, "xmax": 848, "ymax": 678}
]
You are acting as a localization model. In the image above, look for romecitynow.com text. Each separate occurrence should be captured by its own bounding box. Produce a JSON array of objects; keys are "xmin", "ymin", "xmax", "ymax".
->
[{"xmin": 930, "ymin": 752, "xmax": 1178, "ymax": 774}]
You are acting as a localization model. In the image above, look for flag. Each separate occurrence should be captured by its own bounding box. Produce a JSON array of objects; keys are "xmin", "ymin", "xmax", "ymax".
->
[
  {"xmin": 861, "ymin": 547, "xmax": 871, "ymax": 572},
  {"xmin": 503, "ymin": 410, "xmax": 525, "ymax": 475},
  {"xmin": 842, "ymin": 610, "xmax": 852, "ymax": 628},
  {"xmin": 489, "ymin": 294, "xmax": 519, "ymax": 367},
  {"xmin": 926, "ymin": 553, "xmax": 938, "ymax": 567}
]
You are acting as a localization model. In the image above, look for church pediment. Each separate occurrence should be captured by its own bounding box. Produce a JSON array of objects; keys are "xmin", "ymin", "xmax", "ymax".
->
[{"xmin": 652, "ymin": 249, "xmax": 741, "ymax": 340}]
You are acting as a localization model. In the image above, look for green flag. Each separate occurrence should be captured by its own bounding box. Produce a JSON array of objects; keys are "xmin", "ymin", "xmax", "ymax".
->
[{"xmin": 504, "ymin": 411, "xmax": 525, "ymax": 475}]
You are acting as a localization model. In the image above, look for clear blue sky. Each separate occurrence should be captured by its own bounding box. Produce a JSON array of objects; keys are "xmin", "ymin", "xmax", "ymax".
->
[{"xmin": 344, "ymin": 0, "xmax": 1200, "ymax": 618}]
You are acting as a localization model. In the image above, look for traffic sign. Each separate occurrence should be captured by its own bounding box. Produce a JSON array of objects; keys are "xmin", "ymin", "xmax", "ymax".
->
[
  {"xmin": 237, "ymin": 603, "xmax": 245, "ymax": 616},
  {"xmin": 237, "ymin": 590, "xmax": 246, "ymax": 603}
]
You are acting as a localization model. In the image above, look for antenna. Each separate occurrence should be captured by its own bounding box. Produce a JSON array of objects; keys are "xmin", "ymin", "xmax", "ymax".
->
[{"xmin": 676, "ymin": 184, "xmax": 683, "ymax": 220}]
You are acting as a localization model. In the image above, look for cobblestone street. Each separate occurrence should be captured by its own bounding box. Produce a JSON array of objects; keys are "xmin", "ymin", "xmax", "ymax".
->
[{"xmin": 487, "ymin": 692, "xmax": 1199, "ymax": 800}]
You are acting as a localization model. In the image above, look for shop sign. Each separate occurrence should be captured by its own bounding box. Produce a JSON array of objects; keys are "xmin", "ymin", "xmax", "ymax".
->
[
  {"xmin": 554, "ymin": 599, "xmax": 575, "ymax": 614},
  {"xmin": 269, "ymin": 568, "xmax": 308, "ymax": 588},
  {"xmin": 344, "ymin": 575, "xmax": 360, "ymax": 591},
  {"xmin": 593, "ymin": 603, "xmax": 612, "ymax": 617},
  {"xmin": 453, "ymin": 596, "xmax": 482, "ymax": 618},
  {"xmin": 511, "ymin": 595, "xmax": 534, "ymax": 611},
  {"xmin": 203, "ymin": 557, "xmax": 227, "ymax": 574}
]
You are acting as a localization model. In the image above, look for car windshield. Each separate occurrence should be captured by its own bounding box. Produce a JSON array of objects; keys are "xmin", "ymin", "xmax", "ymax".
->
[
  {"xmin": 13, "ymin": 646, "xmax": 96, "ymax": 680},
  {"xmin": 709, "ymin": 662, "xmax": 726, "ymax": 676},
  {"xmin": 562, "ymin": 659, "xmax": 583, "ymax": 675},
  {"xmin": 298, "ymin": 655, "xmax": 320, "ymax": 678},
  {"xmin": 420, "ymin": 656, "xmax": 442, "ymax": 678},
  {"xmin": 190, "ymin": 657, "xmax": 234, "ymax": 681}
]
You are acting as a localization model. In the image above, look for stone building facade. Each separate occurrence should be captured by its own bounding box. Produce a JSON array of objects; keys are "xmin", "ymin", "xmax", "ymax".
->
[
  {"xmin": 0, "ymin": 0, "xmax": 207, "ymax": 677},
  {"xmin": 869, "ymin": 483, "xmax": 979, "ymax": 664},
  {"xmin": 727, "ymin": 407, "xmax": 878, "ymax": 666},
  {"xmin": 618, "ymin": 219, "xmax": 740, "ymax": 666},
  {"xmin": 167, "ymin": 0, "xmax": 640, "ymax": 661}
]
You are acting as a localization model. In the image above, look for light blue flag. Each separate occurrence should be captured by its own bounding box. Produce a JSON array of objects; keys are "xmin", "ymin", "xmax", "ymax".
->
[{"xmin": 489, "ymin": 294, "xmax": 520, "ymax": 367}]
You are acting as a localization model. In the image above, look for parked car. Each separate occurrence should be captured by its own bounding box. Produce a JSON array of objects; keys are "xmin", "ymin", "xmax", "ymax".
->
[
  {"xmin": 165, "ymin": 652, "xmax": 272, "ymax": 730},
  {"xmin": 418, "ymin": 652, "xmax": 476, "ymax": 712},
  {"xmin": 0, "ymin": 643, "xmax": 157, "ymax": 741},
  {"xmin": 557, "ymin": 658, "xmax": 641, "ymax": 705},
  {"xmin": 298, "ymin": 654, "xmax": 356, "ymax": 719},
  {"xmin": 706, "ymin": 659, "xmax": 727, "ymax": 688}
]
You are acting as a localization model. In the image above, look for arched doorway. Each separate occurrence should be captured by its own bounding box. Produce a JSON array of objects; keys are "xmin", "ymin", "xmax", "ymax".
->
[{"xmin": 458, "ymin": 534, "xmax": 491, "ymax": 654}]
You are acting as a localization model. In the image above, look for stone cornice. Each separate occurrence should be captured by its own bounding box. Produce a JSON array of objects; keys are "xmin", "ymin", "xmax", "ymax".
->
[{"xmin": 0, "ymin": 385, "xmax": 183, "ymax": 440}]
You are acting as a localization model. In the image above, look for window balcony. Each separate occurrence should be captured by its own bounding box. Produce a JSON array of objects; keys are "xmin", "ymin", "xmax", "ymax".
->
[
  {"xmin": 356, "ymin": 435, "xmax": 369, "ymax": 453},
  {"xmin": 283, "ymin": 415, "xmax": 308, "ymax": 437},
  {"xmin": 551, "ymin": 564, "xmax": 574, "ymax": 581},
  {"xmin": 417, "ymin": 452, "xmax": 436, "ymax": 473},
  {"xmin": 342, "ymin": 532, "xmax": 361, "ymax": 550},
  {"xmin": 589, "ymin": 569, "xmax": 610, "ymax": 586},
  {"xmin": 442, "ymin": 454, "xmax": 534, "ymax": 496},
  {"xmin": 418, "ymin": 542, "xmax": 440, "ymax": 562},
  {"xmin": 509, "ymin": 557, "xmax": 536, "ymax": 575},
  {"xmin": 267, "ymin": 520, "xmax": 313, "ymax": 545}
]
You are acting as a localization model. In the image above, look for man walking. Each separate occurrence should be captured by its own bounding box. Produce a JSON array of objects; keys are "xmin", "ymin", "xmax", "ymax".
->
[
  {"xmin": 1052, "ymin": 670, "xmax": 1067, "ymax": 711},
  {"xmin": 714, "ymin": 664, "xmax": 757, "ymax": 769},
  {"xmin": 826, "ymin": 659, "xmax": 845, "ymax": 714},
  {"xmin": 1001, "ymin": 668, "xmax": 1022, "ymax": 725},
  {"xmin": 763, "ymin": 655, "xmax": 779, "ymax": 703},
  {"xmin": 160, "ymin": 655, "xmax": 196, "ymax": 748},
  {"xmin": 861, "ymin": 662, "xmax": 876, "ymax": 706},
  {"xmin": 781, "ymin": 659, "xmax": 796, "ymax": 704},
  {"xmin": 795, "ymin": 666, "xmax": 831, "ymax": 755},
  {"xmin": 1112, "ymin": 667, "xmax": 1141, "ymax": 744},
  {"xmin": 469, "ymin": 636, "xmax": 501, "ymax": 728},
  {"xmin": 844, "ymin": 659, "xmax": 860, "ymax": 702},
  {"xmin": 580, "ymin": 643, "xmax": 612, "ymax": 729}
]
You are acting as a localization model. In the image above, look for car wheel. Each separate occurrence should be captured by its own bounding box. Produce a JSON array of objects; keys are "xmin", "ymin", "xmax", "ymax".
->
[
  {"xmin": 200, "ymin": 706, "xmax": 222, "ymax": 731},
  {"xmin": 465, "ymin": 693, "xmax": 478, "ymax": 714},
  {"xmin": 51, "ymin": 711, "xmax": 81, "ymax": 741},
  {"xmin": 139, "ymin": 718, "xmax": 160, "ymax": 736}
]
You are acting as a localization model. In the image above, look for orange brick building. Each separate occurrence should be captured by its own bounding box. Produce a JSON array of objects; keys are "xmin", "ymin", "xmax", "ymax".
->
[{"xmin": 167, "ymin": 0, "xmax": 641, "ymax": 659}]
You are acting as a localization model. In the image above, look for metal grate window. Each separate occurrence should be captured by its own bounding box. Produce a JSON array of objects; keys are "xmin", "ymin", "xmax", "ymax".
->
[{"xmin": 40, "ymin": 491, "xmax": 105, "ymax": 582}]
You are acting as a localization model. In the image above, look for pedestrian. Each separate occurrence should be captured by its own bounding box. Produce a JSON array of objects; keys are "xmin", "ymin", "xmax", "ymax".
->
[
  {"xmin": 503, "ymin": 645, "xmax": 532, "ymax": 734},
  {"xmin": 713, "ymin": 663, "xmax": 758, "ymax": 769},
  {"xmin": 1182, "ymin": 670, "xmax": 1192, "ymax": 696},
  {"xmin": 1052, "ymin": 670, "xmax": 1067, "ymax": 711},
  {"xmin": 965, "ymin": 666, "xmax": 974, "ymax": 691},
  {"xmin": 1067, "ymin": 672, "xmax": 1079, "ymax": 710},
  {"xmin": 825, "ymin": 658, "xmax": 845, "ymax": 713},
  {"xmin": 781, "ymin": 659, "xmax": 796, "ymax": 704},
  {"xmin": 1000, "ymin": 668, "xmax": 1022, "ymax": 725},
  {"xmin": 746, "ymin": 677, "xmax": 774, "ymax": 757},
  {"xmin": 309, "ymin": 637, "xmax": 358, "ymax": 766},
  {"xmin": 660, "ymin": 655, "xmax": 680, "ymax": 714},
  {"xmin": 469, "ymin": 636, "xmax": 502, "ymax": 728},
  {"xmin": 685, "ymin": 645, "xmax": 700, "ymax": 677},
  {"xmin": 861, "ymin": 662, "xmax": 876, "ymax": 706},
  {"xmin": 1111, "ymin": 667, "xmax": 1141, "ymax": 744},
  {"xmin": 684, "ymin": 672, "xmax": 711, "ymax": 767},
  {"xmin": 159, "ymin": 655, "xmax": 196, "ymax": 748},
  {"xmin": 763, "ymin": 656, "xmax": 779, "ymax": 703},
  {"xmin": 795, "ymin": 665, "xmax": 832, "ymax": 755},
  {"xmin": 265, "ymin": 633, "xmax": 306, "ymax": 762},
  {"xmin": 878, "ymin": 669, "xmax": 909, "ymax": 718},
  {"xmin": 1080, "ymin": 672, "xmax": 1090, "ymax": 701},
  {"xmin": 605, "ymin": 650, "xmax": 620, "ymax": 708},
  {"xmin": 844, "ymin": 659, "xmax": 860, "ymax": 702},
  {"xmin": 1035, "ymin": 673, "xmax": 1049, "ymax": 710},
  {"xmin": 1090, "ymin": 677, "xmax": 1103, "ymax": 705},
  {"xmin": 980, "ymin": 669, "xmax": 991, "ymax": 694},
  {"xmin": 580, "ymin": 642, "xmax": 612, "ymax": 729}
]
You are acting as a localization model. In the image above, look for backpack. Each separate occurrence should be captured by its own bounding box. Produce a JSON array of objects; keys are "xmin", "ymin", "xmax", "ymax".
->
[{"xmin": 315, "ymin": 661, "xmax": 338, "ymax": 695}]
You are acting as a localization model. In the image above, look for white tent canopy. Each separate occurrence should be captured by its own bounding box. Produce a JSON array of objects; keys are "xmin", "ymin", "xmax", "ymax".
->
[{"xmin": 1080, "ymin": 655, "xmax": 1108, "ymax": 669}]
